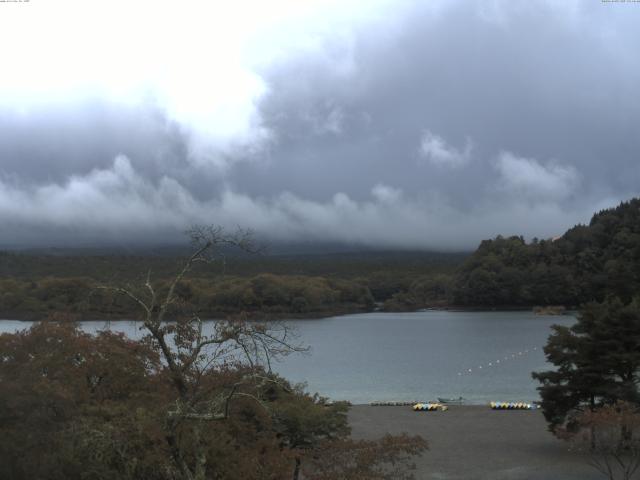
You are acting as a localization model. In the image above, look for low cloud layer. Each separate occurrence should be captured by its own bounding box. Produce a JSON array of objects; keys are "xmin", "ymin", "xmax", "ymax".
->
[
  {"xmin": 0, "ymin": 1, "xmax": 639, "ymax": 249},
  {"xmin": 0, "ymin": 156, "xmax": 615, "ymax": 250}
]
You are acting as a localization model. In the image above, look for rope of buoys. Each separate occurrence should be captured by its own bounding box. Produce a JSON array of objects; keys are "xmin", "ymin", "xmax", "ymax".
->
[
  {"xmin": 370, "ymin": 401, "xmax": 418, "ymax": 406},
  {"xmin": 489, "ymin": 401, "xmax": 536, "ymax": 410},
  {"xmin": 413, "ymin": 403, "xmax": 448, "ymax": 412},
  {"xmin": 456, "ymin": 346, "xmax": 539, "ymax": 377}
]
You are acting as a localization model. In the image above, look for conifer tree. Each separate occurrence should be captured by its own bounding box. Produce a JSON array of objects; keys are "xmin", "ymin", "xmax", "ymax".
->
[{"xmin": 533, "ymin": 297, "xmax": 640, "ymax": 432}]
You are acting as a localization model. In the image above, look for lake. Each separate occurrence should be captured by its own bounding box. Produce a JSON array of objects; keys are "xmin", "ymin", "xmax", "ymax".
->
[{"xmin": 0, "ymin": 310, "xmax": 574, "ymax": 404}]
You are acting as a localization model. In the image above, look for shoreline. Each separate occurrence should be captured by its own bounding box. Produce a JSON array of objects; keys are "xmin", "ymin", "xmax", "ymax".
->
[
  {"xmin": 0, "ymin": 307, "xmax": 367, "ymax": 322},
  {"xmin": 0, "ymin": 304, "xmax": 576, "ymax": 322}
]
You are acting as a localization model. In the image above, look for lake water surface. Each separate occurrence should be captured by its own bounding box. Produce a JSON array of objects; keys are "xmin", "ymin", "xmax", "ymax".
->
[{"xmin": 0, "ymin": 311, "xmax": 574, "ymax": 404}]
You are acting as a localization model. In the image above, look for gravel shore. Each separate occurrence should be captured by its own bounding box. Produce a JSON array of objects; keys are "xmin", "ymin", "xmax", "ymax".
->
[{"xmin": 348, "ymin": 405, "xmax": 603, "ymax": 480}]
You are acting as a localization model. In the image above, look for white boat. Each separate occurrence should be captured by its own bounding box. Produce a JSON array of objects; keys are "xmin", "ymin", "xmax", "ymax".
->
[{"xmin": 437, "ymin": 396, "xmax": 466, "ymax": 404}]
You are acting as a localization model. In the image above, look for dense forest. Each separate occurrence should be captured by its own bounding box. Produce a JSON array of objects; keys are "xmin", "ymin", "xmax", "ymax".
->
[
  {"xmin": 1, "ymin": 198, "xmax": 639, "ymax": 319},
  {"xmin": 0, "ymin": 250, "xmax": 464, "ymax": 320},
  {"xmin": 452, "ymin": 198, "xmax": 640, "ymax": 307}
]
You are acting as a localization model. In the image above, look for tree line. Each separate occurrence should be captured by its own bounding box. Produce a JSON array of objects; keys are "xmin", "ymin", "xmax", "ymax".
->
[
  {"xmin": 0, "ymin": 274, "xmax": 375, "ymax": 320},
  {"xmin": 452, "ymin": 199, "xmax": 640, "ymax": 307},
  {"xmin": 2, "ymin": 199, "xmax": 640, "ymax": 319},
  {"xmin": 0, "ymin": 248, "xmax": 462, "ymax": 319}
]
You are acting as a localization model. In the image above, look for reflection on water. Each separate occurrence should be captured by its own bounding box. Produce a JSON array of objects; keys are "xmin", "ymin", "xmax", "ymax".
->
[{"xmin": 0, "ymin": 310, "xmax": 574, "ymax": 404}]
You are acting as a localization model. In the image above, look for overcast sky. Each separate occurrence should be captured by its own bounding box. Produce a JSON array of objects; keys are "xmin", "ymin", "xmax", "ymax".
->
[{"xmin": 0, "ymin": 0, "xmax": 638, "ymax": 250}]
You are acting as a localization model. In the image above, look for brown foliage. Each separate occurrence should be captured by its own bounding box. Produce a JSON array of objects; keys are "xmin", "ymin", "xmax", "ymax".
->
[
  {"xmin": 562, "ymin": 401, "xmax": 640, "ymax": 480},
  {"xmin": 0, "ymin": 321, "xmax": 167, "ymax": 480},
  {"xmin": 0, "ymin": 227, "xmax": 427, "ymax": 480}
]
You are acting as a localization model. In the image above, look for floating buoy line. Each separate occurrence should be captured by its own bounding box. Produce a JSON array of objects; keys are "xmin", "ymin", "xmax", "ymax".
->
[
  {"xmin": 455, "ymin": 346, "xmax": 539, "ymax": 377},
  {"xmin": 367, "ymin": 345, "xmax": 544, "ymax": 407}
]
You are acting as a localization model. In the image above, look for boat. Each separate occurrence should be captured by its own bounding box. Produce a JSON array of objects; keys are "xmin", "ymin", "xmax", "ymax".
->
[{"xmin": 437, "ymin": 396, "xmax": 466, "ymax": 405}]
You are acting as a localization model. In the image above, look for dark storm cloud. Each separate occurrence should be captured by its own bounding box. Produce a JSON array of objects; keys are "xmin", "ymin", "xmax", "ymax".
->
[
  {"xmin": 0, "ymin": 100, "xmax": 242, "ymax": 206},
  {"xmin": 1, "ymin": 0, "xmax": 639, "ymax": 248},
  {"xmin": 246, "ymin": 1, "xmax": 640, "ymax": 204},
  {"xmin": 0, "ymin": 102, "xmax": 185, "ymax": 182}
]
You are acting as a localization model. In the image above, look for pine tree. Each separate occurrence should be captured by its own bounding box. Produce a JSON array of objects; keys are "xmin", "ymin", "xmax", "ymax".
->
[{"xmin": 532, "ymin": 297, "xmax": 640, "ymax": 432}]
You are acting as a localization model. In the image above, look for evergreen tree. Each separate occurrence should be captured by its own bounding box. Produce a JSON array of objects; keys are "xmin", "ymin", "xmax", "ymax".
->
[
  {"xmin": 452, "ymin": 198, "xmax": 640, "ymax": 307},
  {"xmin": 533, "ymin": 297, "xmax": 640, "ymax": 432}
]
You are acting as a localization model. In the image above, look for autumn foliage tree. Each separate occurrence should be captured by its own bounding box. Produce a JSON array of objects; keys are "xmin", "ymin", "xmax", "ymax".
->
[
  {"xmin": 0, "ymin": 319, "xmax": 168, "ymax": 479},
  {"xmin": 0, "ymin": 226, "xmax": 427, "ymax": 480},
  {"xmin": 561, "ymin": 401, "xmax": 640, "ymax": 480}
]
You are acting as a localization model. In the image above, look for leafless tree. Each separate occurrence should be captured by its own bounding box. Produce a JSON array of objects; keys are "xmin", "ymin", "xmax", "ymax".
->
[
  {"xmin": 101, "ymin": 226, "xmax": 306, "ymax": 480},
  {"xmin": 563, "ymin": 401, "xmax": 640, "ymax": 480}
]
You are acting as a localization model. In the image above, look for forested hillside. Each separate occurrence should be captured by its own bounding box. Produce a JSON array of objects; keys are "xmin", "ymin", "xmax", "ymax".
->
[
  {"xmin": 0, "ymin": 250, "xmax": 465, "ymax": 319},
  {"xmin": 452, "ymin": 199, "xmax": 640, "ymax": 307},
  {"xmin": 3, "ymin": 199, "xmax": 639, "ymax": 317}
]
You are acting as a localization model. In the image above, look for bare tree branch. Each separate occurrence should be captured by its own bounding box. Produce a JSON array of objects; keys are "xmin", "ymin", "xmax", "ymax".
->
[{"xmin": 100, "ymin": 225, "xmax": 304, "ymax": 480}]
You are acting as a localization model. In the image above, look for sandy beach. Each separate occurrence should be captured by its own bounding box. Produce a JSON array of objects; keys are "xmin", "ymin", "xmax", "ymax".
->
[{"xmin": 348, "ymin": 405, "xmax": 604, "ymax": 480}]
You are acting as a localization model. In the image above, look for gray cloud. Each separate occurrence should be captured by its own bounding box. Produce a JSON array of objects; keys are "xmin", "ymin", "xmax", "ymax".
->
[
  {"xmin": 494, "ymin": 152, "xmax": 580, "ymax": 202},
  {"xmin": 1, "ymin": 0, "xmax": 639, "ymax": 249},
  {"xmin": 419, "ymin": 131, "xmax": 472, "ymax": 169},
  {"xmin": 0, "ymin": 155, "xmax": 613, "ymax": 250}
]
